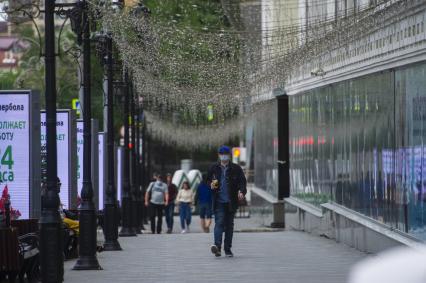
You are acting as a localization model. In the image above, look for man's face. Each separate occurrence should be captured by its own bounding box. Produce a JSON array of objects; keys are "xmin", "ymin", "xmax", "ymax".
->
[
  {"xmin": 219, "ymin": 153, "xmax": 230, "ymax": 163},
  {"xmin": 167, "ymin": 176, "xmax": 172, "ymax": 183}
]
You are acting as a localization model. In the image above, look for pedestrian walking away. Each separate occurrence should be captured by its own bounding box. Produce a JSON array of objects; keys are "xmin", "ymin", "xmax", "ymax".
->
[
  {"xmin": 145, "ymin": 174, "xmax": 169, "ymax": 234},
  {"xmin": 196, "ymin": 173, "xmax": 213, "ymax": 233},
  {"xmin": 207, "ymin": 145, "xmax": 247, "ymax": 257},
  {"xmin": 165, "ymin": 173, "xmax": 178, "ymax": 233},
  {"xmin": 176, "ymin": 181, "xmax": 194, "ymax": 233}
]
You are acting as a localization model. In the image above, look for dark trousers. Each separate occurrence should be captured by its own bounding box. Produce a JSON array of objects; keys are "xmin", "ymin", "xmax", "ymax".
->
[
  {"xmin": 164, "ymin": 203, "xmax": 175, "ymax": 230},
  {"xmin": 214, "ymin": 202, "xmax": 235, "ymax": 251},
  {"xmin": 150, "ymin": 203, "xmax": 164, "ymax": 234}
]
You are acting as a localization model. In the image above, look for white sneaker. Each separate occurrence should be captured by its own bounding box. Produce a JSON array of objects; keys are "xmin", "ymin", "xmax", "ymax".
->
[{"xmin": 181, "ymin": 229, "xmax": 186, "ymax": 234}]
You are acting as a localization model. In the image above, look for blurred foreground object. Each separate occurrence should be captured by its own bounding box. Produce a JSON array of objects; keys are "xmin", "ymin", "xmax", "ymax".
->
[{"xmin": 348, "ymin": 246, "xmax": 426, "ymax": 283}]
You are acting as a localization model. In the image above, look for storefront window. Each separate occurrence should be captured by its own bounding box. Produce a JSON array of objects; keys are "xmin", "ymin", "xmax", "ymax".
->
[
  {"xmin": 253, "ymin": 101, "xmax": 278, "ymax": 197},
  {"xmin": 288, "ymin": 62, "xmax": 426, "ymax": 240}
]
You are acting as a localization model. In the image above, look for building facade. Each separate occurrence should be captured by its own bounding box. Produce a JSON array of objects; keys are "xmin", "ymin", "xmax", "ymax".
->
[{"xmin": 249, "ymin": 0, "xmax": 426, "ymax": 245}]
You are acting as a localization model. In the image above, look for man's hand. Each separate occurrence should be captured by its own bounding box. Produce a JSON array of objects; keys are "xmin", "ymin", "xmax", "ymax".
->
[
  {"xmin": 211, "ymin": 180, "xmax": 219, "ymax": 190},
  {"xmin": 238, "ymin": 191, "xmax": 245, "ymax": 201},
  {"xmin": 144, "ymin": 201, "xmax": 149, "ymax": 207}
]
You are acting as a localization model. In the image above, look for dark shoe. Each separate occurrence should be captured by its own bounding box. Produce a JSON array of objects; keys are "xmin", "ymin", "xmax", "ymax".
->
[
  {"xmin": 224, "ymin": 250, "xmax": 233, "ymax": 257},
  {"xmin": 211, "ymin": 245, "xmax": 221, "ymax": 257},
  {"xmin": 166, "ymin": 229, "xmax": 172, "ymax": 234}
]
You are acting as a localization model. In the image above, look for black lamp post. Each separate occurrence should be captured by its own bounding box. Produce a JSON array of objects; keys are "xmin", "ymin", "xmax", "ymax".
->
[
  {"xmin": 141, "ymin": 120, "xmax": 148, "ymax": 225},
  {"xmin": 39, "ymin": 0, "xmax": 64, "ymax": 281},
  {"xmin": 73, "ymin": 0, "xmax": 102, "ymax": 270},
  {"xmin": 119, "ymin": 70, "xmax": 136, "ymax": 237},
  {"xmin": 130, "ymin": 83, "xmax": 142, "ymax": 234},
  {"xmin": 100, "ymin": 33, "xmax": 122, "ymax": 250},
  {"xmin": 136, "ymin": 105, "xmax": 145, "ymax": 231}
]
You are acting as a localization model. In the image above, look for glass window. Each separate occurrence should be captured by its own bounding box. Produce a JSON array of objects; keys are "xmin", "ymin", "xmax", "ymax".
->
[{"xmin": 288, "ymin": 62, "xmax": 426, "ymax": 240}]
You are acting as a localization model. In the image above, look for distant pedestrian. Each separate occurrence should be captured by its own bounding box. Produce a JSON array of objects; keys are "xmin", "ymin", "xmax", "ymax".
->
[
  {"xmin": 165, "ymin": 173, "xmax": 178, "ymax": 233},
  {"xmin": 143, "ymin": 172, "xmax": 159, "ymax": 226},
  {"xmin": 196, "ymin": 174, "xmax": 213, "ymax": 233},
  {"xmin": 176, "ymin": 181, "xmax": 194, "ymax": 233},
  {"xmin": 208, "ymin": 145, "xmax": 247, "ymax": 257},
  {"xmin": 145, "ymin": 174, "xmax": 169, "ymax": 234}
]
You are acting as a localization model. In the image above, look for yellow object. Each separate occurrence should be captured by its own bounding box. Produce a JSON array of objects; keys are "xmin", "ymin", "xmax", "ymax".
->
[
  {"xmin": 233, "ymin": 148, "xmax": 241, "ymax": 158},
  {"xmin": 72, "ymin": 98, "xmax": 80, "ymax": 115},
  {"xmin": 63, "ymin": 218, "xmax": 80, "ymax": 235},
  {"xmin": 211, "ymin": 180, "xmax": 219, "ymax": 189}
]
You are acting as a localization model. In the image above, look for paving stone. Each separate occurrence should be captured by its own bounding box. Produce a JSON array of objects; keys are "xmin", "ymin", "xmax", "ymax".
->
[{"xmin": 64, "ymin": 218, "xmax": 366, "ymax": 283}]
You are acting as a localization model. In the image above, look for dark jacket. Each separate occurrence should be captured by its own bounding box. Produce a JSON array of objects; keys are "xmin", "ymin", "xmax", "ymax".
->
[
  {"xmin": 168, "ymin": 183, "xmax": 178, "ymax": 202},
  {"xmin": 207, "ymin": 162, "xmax": 247, "ymax": 212}
]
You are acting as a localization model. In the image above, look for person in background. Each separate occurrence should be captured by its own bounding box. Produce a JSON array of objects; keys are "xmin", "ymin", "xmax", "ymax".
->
[
  {"xmin": 145, "ymin": 174, "xmax": 169, "ymax": 234},
  {"xmin": 57, "ymin": 178, "xmax": 79, "ymax": 234},
  {"xmin": 208, "ymin": 145, "xmax": 247, "ymax": 257},
  {"xmin": 165, "ymin": 173, "xmax": 178, "ymax": 233},
  {"xmin": 176, "ymin": 181, "xmax": 194, "ymax": 233},
  {"xmin": 142, "ymin": 172, "xmax": 159, "ymax": 226},
  {"xmin": 196, "ymin": 174, "xmax": 213, "ymax": 233}
]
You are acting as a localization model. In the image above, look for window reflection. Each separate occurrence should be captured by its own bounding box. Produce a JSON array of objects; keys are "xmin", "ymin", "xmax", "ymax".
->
[{"xmin": 289, "ymin": 62, "xmax": 426, "ymax": 240}]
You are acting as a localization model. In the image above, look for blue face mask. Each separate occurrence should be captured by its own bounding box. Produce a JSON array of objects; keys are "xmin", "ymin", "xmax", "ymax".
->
[{"xmin": 219, "ymin": 154, "xmax": 230, "ymax": 162}]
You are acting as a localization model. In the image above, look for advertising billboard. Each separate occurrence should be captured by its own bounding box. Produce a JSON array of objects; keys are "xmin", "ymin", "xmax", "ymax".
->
[
  {"xmin": 98, "ymin": 132, "xmax": 106, "ymax": 210},
  {"xmin": 116, "ymin": 146, "xmax": 123, "ymax": 204},
  {"xmin": 76, "ymin": 119, "xmax": 99, "ymax": 209},
  {"xmin": 0, "ymin": 90, "xmax": 40, "ymax": 219},
  {"xmin": 41, "ymin": 110, "xmax": 77, "ymax": 209}
]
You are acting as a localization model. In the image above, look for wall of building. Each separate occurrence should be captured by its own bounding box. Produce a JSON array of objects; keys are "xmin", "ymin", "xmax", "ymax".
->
[
  {"xmin": 249, "ymin": 0, "xmax": 426, "ymax": 244},
  {"xmin": 289, "ymin": 62, "xmax": 426, "ymax": 241}
]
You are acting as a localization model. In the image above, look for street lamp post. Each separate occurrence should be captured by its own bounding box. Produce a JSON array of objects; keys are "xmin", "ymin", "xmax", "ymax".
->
[
  {"xmin": 39, "ymin": 0, "xmax": 64, "ymax": 281},
  {"xmin": 141, "ymin": 120, "xmax": 148, "ymax": 225},
  {"xmin": 73, "ymin": 0, "xmax": 102, "ymax": 270},
  {"xmin": 136, "ymin": 105, "xmax": 144, "ymax": 231},
  {"xmin": 102, "ymin": 34, "xmax": 122, "ymax": 250},
  {"xmin": 119, "ymin": 70, "xmax": 136, "ymax": 237},
  {"xmin": 130, "ymin": 83, "xmax": 142, "ymax": 234}
]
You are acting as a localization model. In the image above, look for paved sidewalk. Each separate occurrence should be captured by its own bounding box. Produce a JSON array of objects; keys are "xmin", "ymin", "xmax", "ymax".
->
[
  {"xmin": 64, "ymin": 221, "xmax": 366, "ymax": 283},
  {"xmin": 142, "ymin": 215, "xmax": 271, "ymax": 234}
]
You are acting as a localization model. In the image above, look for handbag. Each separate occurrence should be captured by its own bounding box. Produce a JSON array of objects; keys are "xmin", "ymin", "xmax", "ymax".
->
[{"xmin": 238, "ymin": 195, "xmax": 247, "ymax": 207}]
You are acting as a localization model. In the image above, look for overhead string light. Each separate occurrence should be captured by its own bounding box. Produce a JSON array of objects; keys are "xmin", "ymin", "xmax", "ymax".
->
[{"xmin": 87, "ymin": 0, "xmax": 409, "ymax": 147}]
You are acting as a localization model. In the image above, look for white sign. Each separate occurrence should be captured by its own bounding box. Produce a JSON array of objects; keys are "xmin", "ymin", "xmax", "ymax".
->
[
  {"xmin": 41, "ymin": 112, "xmax": 71, "ymax": 209},
  {"xmin": 98, "ymin": 133, "xmax": 105, "ymax": 210},
  {"xmin": 0, "ymin": 93, "xmax": 30, "ymax": 218},
  {"xmin": 76, "ymin": 120, "xmax": 99, "ymax": 209},
  {"xmin": 76, "ymin": 121, "xmax": 84, "ymax": 197},
  {"xmin": 117, "ymin": 146, "xmax": 122, "ymax": 203}
]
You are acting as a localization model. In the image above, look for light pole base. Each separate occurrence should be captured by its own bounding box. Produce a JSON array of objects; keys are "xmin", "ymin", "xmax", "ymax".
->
[
  {"xmin": 103, "ymin": 240, "xmax": 122, "ymax": 251},
  {"xmin": 132, "ymin": 200, "xmax": 142, "ymax": 234},
  {"xmin": 73, "ymin": 256, "xmax": 102, "ymax": 270},
  {"xmin": 119, "ymin": 227, "xmax": 137, "ymax": 237},
  {"xmin": 103, "ymin": 203, "xmax": 122, "ymax": 250},
  {"xmin": 74, "ymin": 201, "xmax": 102, "ymax": 271},
  {"xmin": 39, "ymin": 217, "xmax": 64, "ymax": 282}
]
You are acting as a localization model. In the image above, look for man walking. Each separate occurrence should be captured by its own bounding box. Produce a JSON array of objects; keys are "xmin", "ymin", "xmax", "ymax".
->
[
  {"xmin": 145, "ymin": 174, "xmax": 169, "ymax": 234},
  {"xmin": 165, "ymin": 173, "xmax": 178, "ymax": 233},
  {"xmin": 208, "ymin": 145, "xmax": 247, "ymax": 257}
]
